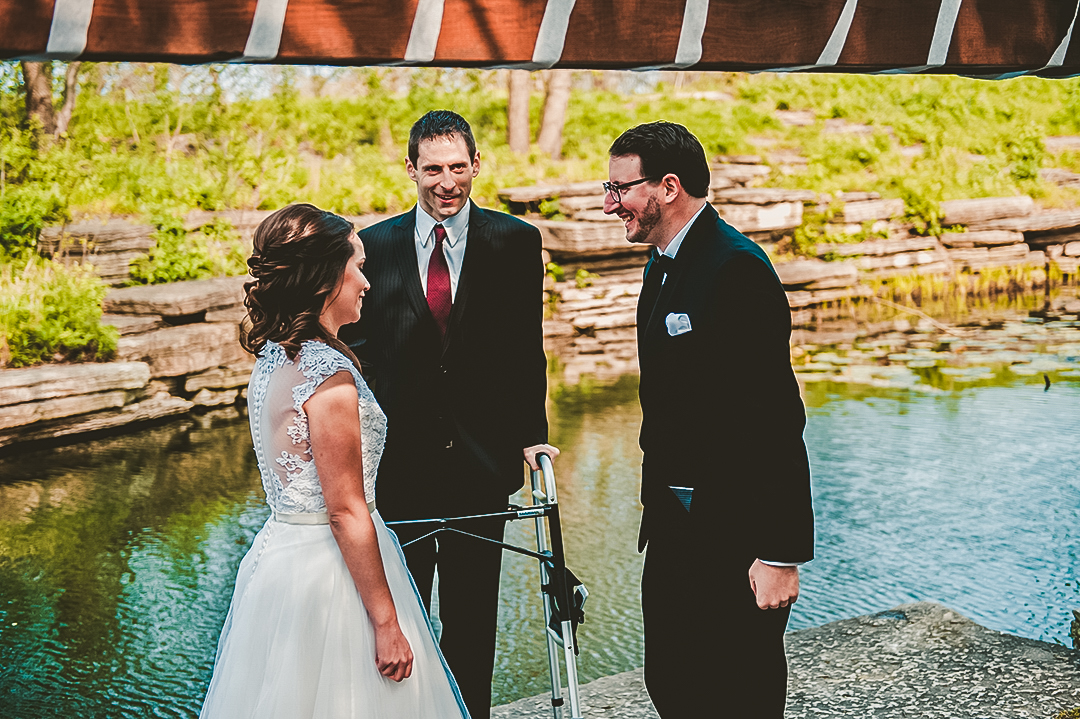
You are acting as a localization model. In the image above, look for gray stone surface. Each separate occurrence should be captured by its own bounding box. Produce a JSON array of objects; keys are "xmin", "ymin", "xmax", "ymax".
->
[
  {"xmin": 941, "ymin": 196, "xmax": 1035, "ymax": 225},
  {"xmin": 104, "ymin": 275, "xmax": 246, "ymax": 317},
  {"xmin": 116, "ymin": 322, "xmax": 248, "ymax": 377},
  {"xmin": 0, "ymin": 361, "xmax": 149, "ymax": 405},
  {"xmin": 493, "ymin": 603, "xmax": 1080, "ymax": 719}
]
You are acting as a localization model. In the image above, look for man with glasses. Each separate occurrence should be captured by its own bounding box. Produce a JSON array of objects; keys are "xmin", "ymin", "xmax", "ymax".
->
[{"xmin": 604, "ymin": 121, "xmax": 814, "ymax": 718}]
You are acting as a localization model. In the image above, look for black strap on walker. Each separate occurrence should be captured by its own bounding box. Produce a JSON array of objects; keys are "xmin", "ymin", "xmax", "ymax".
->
[{"xmin": 384, "ymin": 504, "xmax": 587, "ymax": 648}]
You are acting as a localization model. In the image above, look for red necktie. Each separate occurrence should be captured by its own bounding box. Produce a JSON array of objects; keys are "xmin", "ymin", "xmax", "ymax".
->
[{"xmin": 426, "ymin": 224, "xmax": 452, "ymax": 337}]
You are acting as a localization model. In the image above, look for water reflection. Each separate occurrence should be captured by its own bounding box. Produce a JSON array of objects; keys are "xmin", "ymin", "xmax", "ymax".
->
[
  {"xmin": 0, "ymin": 415, "xmax": 266, "ymax": 718},
  {"xmin": 1, "ymin": 290, "xmax": 1079, "ymax": 715}
]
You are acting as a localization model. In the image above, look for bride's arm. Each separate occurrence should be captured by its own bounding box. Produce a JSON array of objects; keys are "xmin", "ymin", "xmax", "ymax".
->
[{"xmin": 305, "ymin": 371, "xmax": 414, "ymax": 682}]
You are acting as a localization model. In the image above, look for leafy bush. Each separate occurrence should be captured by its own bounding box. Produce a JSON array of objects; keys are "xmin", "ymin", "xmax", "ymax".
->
[
  {"xmin": 0, "ymin": 257, "xmax": 117, "ymax": 367},
  {"xmin": 129, "ymin": 215, "xmax": 246, "ymax": 285}
]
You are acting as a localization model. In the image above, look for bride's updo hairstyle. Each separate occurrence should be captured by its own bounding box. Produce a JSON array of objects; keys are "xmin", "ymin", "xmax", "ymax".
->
[{"xmin": 241, "ymin": 203, "xmax": 357, "ymax": 361}]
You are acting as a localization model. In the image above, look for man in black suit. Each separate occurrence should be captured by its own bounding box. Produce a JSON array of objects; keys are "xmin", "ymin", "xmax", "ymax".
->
[
  {"xmin": 603, "ymin": 122, "xmax": 814, "ymax": 718},
  {"xmin": 343, "ymin": 111, "xmax": 557, "ymax": 719}
]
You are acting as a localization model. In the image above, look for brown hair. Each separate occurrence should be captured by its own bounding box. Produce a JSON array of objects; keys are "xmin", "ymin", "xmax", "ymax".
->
[{"xmin": 240, "ymin": 203, "xmax": 362, "ymax": 370}]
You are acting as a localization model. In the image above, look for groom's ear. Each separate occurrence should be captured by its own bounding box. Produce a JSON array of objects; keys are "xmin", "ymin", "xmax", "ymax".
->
[
  {"xmin": 405, "ymin": 157, "xmax": 418, "ymax": 182},
  {"xmin": 661, "ymin": 174, "xmax": 682, "ymax": 204}
]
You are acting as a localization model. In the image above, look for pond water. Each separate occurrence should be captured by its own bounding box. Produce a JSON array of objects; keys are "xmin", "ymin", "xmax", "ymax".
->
[{"xmin": 1, "ymin": 288, "xmax": 1079, "ymax": 716}]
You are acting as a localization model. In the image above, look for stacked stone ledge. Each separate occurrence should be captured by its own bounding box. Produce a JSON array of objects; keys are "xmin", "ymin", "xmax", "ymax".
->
[
  {"xmin": 38, "ymin": 210, "xmax": 380, "ymax": 288},
  {"xmin": 13, "ymin": 167, "xmax": 1080, "ymax": 445},
  {"xmin": 0, "ymin": 275, "xmax": 256, "ymax": 451},
  {"xmin": 509, "ymin": 173, "xmax": 1078, "ymax": 338}
]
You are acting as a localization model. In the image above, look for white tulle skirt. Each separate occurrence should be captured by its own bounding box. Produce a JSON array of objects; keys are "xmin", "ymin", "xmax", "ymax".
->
[{"xmin": 200, "ymin": 511, "xmax": 469, "ymax": 719}]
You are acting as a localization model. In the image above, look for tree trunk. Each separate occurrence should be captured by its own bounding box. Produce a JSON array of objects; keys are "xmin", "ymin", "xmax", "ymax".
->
[
  {"xmin": 21, "ymin": 61, "xmax": 57, "ymax": 136},
  {"xmin": 507, "ymin": 70, "xmax": 531, "ymax": 154},
  {"xmin": 54, "ymin": 62, "xmax": 82, "ymax": 137},
  {"xmin": 537, "ymin": 70, "xmax": 572, "ymax": 160}
]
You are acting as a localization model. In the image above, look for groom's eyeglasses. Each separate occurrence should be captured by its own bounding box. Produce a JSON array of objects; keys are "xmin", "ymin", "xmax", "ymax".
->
[{"xmin": 603, "ymin": 176, "xmax": 657, "ymax": 203}]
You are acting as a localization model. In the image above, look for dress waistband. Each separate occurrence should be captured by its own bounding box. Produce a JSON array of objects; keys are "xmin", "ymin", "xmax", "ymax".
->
[{"xmin": 272, "ymin": 502, "xmax": 376, "ymax": 525}]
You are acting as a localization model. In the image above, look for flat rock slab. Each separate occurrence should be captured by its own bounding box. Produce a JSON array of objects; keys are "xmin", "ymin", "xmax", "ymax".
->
[
  {"xmin": 105, "ymin": 276, "xmax": 247, "ymax": 317},
  {"xmin": 843, "ymin": 198, "xmax": 905, "ymax": 224},
  {"xmin": 500, "ymin": 182, "xmax": 607, "ymax": 204},
  {"xmin": 940, "ymin": 230, "xmax": 1026, "ymax": 248},
  {"xmin": 534, "ymin": 219, "xmax": 651, "ymax": 259},
  {"xmin": 775, "ymin": 259, "xmax": 859, "ymax": 288},
  {"xmin": 713, "ymin": 187, "xmax": 817, "ymax": 204},
  {"xmin": 492, "ymin": 668, "xmax": 657, "ymax": 719},
  {"xmin": 786, "ymin": 603, "xmax": 1080, "ymax": 718},
  {"xmin": 816, "ymin": 236, "xmax": 939, "ymax": 258},
  {"xmin": 968, "ymin": 209, "xmax": 1080, "ymax": 233},
  {"xmin": 716, "ymin": 201, "xmax": 803, "ymax": 232},
  {"xmin": 493, "ymin": 603, "xmax": 1080, "ymax": 719},
  {"xmin": 38, "ymin": 219, "xmax": 154, "ymax": 253},
  {"xmin": 117, "ymin": 323, "xmax": 248, "ymax": 377},
  {"xmin": 941, "ymin": 196, "xmax": 1035, "ymax": 226},
  {"xmin": 0, "ymin": 393, "xmax": 193, "ymax": 450},
  {"xmin": 0, "ymin": 362, "xmax": 150, "ymax": 405}
]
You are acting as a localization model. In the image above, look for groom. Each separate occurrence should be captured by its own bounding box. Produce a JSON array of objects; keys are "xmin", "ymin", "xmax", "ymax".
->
[
  {"xmin": 604, "ymin": 122, "xmax": 815, "ymax": 717},
  {"xmin": 344, "ymin": 110, "xmax": 555, "ymax": 719}
]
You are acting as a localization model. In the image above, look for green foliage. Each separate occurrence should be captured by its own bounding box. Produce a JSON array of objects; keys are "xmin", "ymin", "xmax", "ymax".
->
[
  {"xmin": 2, "ymin": 64, "xmax": 1080, "ymax": 367},
  {"xmin": 129, "ymin": 215, "xmax": 246, "ymax": 285},
  {"xmin": 538, "ymin": 197, "xmax": 565, "ymax": 220},
  {"xmin": 0, "ymin": 126, "xmax": 72, "ymax": 259},
  {"xmin": 0, "ymin": 257, "xmax": 117, "ymax": 367},
  {"xmin": 1004, "ymin": 125, "xmax": 1044, "ymax": 183},
  {"xmin": 545, "ymin": 261, "xmax": 565, "ymax": 283},
  {"xmin": 787, "ymin": 202, "xmax": 890, "ymax": 257},
  {"xmin": 575, "ymin": 267, "xmax": 599, "ymax": 289}
]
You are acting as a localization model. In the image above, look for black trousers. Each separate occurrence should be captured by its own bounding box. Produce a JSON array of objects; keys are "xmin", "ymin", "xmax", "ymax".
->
[
  {"xmin": 382, "ymin": 446, "xmax": 509, "ymax": 719},
  {"xmin": 641, "ymin": 517, "xmax": 792, "ymax": 719}
]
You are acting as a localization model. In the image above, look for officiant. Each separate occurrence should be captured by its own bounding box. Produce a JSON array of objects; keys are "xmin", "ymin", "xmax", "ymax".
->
[{"xmin": 343, "ymin": 110, "xmax": 557, "ymax": 719}]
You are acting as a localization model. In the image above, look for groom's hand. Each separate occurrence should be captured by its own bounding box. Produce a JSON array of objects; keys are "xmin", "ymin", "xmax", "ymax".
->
[
  {"xmin": 748, "ymin": 560, "xmax": 800, "ymax": 610},
  {"xmin": 523, "ymin": 443, "xmax": 561, "ymax": 471}
]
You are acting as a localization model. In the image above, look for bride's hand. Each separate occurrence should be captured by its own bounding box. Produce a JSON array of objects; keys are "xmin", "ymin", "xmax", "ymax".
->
[{"xmin": 374, "ymin": 622, "xmax": 414, "ymax": 682}]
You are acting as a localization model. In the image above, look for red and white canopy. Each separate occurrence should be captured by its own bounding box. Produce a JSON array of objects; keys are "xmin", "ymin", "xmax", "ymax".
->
[{"xmin": 3, "ymin": 0, "xmax": 1079, "ymax": 77}]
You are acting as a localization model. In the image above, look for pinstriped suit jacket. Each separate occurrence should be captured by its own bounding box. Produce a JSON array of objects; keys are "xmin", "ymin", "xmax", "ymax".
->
[{"xmin": 342, "ymin": 204, "xmax": 548, "ymax": 518}]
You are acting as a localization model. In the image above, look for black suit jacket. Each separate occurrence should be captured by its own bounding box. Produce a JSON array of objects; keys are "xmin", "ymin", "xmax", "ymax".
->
[
  {"xmin": 343, "ymin": 204, "xmax": 548, "ymax": 519},
  {"xmin": 636, "ymin": 205, "xmax": 814, "ymax": 564}
]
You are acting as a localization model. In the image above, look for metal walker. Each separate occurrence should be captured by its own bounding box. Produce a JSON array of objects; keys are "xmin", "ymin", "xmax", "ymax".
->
[{"xmin": 384, "ymin": 453, "xmax": 585, "ymax": 719}]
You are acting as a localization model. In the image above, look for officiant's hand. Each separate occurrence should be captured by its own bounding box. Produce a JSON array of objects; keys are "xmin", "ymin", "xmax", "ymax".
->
[
  {"xmin": 374, "ymin": 622, "xmax": 414, "ymax": 682},
  {"xmin": 748, "ymin": 560, "xmax": 800, "ymax": 610},
  {"xmin": 524, "ymin": 443, "xmax": 561, "ymax": 471}
]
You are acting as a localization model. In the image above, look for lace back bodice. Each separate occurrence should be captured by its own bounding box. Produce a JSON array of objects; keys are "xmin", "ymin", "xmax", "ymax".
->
[{"xmin": 247, "ymin": 341, "xmax": 386, "ymax": 514}]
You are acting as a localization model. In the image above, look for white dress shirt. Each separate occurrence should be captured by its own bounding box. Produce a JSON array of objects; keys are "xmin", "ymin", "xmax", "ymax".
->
[
  {"xmin": 415, "ymin": 200, "xmax": 470, "ymax": 301},
  {"xmin": 658, "ymin": 202, "xmax": 800, "ymax": 568},
  {"xmin": 658, "ymin": 202, "xmax": 706, "ymax": 273}
]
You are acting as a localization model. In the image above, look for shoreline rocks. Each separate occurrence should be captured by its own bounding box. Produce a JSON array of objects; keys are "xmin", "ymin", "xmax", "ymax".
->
[
  {"xmin": 0, "ymin": 276, "xmax": 255, "ymax": 453},
  {"xmin": 492, "ymin": 602, "xmax": 1080, "ymax": 719},
  {"xmin": 10, "ymin": 183, "xmax": 1080, "ymax": 451}
]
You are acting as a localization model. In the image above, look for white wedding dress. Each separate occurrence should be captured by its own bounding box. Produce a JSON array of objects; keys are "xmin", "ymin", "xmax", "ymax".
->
[{"xmin": 200, "ymin": 340, "xmax": 469, "ymax": 719}]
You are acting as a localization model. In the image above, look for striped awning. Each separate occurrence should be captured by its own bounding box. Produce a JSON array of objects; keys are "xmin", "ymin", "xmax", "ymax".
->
[{"xmin": 3, "ymin": 0, "xmax": 1079, "ymax": 77}]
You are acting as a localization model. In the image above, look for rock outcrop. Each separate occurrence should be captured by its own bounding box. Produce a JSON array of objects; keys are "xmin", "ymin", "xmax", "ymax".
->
[{"xmin": 492, "ymin": 602, "xmax": 1080, "ymax": 719}]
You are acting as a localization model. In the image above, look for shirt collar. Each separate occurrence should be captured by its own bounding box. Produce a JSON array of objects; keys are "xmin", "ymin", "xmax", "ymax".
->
[
  {"xmin": 660, "ymin": 203, "xmax": 707, "ymax": 260},
  {"xmin": 417, "ymin": 199, "xmax": 471, "ymax": 248}
]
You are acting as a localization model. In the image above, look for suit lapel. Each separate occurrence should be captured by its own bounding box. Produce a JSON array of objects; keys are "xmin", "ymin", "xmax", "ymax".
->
[
  {"xmin": 639, "ymin": 206, "xmax": 717, "ymax": 364},
  {"xmin": 640, "ymin": 207, "xmax": 716, "ymax": 354},
  {"xmin": 389, "ymin": 208, "xmax": 429, "ymax": 321}
]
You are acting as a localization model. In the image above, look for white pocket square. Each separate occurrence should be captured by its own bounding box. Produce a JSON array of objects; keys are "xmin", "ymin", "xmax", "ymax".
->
[{"xmin": 665, "ymin": 312, "xmax": 692, "ymax": 336}]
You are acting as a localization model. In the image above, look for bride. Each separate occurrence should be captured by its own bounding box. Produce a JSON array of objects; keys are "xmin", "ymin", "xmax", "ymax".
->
[{"xmin": 200, "ymin": 203, "xmax": 469, "ymax": 718}]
